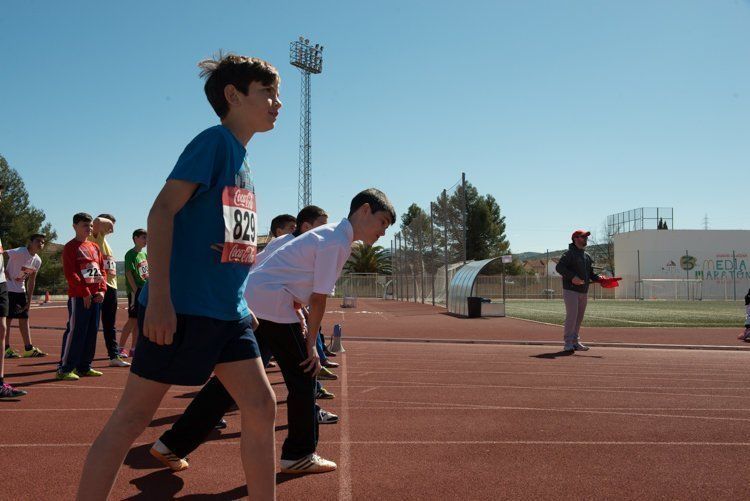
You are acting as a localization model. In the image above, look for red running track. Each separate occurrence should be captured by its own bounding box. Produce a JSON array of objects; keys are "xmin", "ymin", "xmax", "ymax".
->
[{"xmin": 2, "ymin": 300, "xmax": 750, "ymax": 499}]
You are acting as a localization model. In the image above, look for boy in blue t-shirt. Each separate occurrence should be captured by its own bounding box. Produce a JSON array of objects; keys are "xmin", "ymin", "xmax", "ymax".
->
[{"xmin": 77, "ymin": 53, "xmax": 282, "ymax": 500}]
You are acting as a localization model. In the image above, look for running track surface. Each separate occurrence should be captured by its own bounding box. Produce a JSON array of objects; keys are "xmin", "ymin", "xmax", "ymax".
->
[{"xmin": 2, "ymin": 299, "xmax": 750, "ymax": 499}]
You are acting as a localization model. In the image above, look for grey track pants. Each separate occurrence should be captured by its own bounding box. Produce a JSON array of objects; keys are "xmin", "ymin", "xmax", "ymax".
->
[{"xmin": 563, "ymin": 289, "xmax": 588, "ymax": 345}]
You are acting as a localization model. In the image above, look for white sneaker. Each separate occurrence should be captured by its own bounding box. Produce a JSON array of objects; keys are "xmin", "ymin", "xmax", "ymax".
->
[
  {"xmin": 280, "ymin": 453, "xmax": 337, "ymax": 474},
  {"xmin": 150, "ymin": 439, "xmax": 189, "ymax": 471},
  {"xmin": 317, "ymin": 408, "xmax": 339, "ymax": 424},
  {"xmin": 563, "ymin": 344, "xmax": 575, "ymax": 352},
  {"xmin": 109, "ymin": 357, "xmax": 131, "ymax": 367},
  {"xmin": 573, "ymin": 342, "xmax": 590, "ymax": 351}
]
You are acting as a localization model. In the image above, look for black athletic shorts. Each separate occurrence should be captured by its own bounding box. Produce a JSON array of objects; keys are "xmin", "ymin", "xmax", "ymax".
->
[
  {"xmin": 127, "ymin": 288, "xmax": 142, "ymax": 318},
  {"xmin": 0, "ymin": 283, "xmax": 8, "ymax": 318},
  {"xmin": 131, "ymin": 304, "xmax": 260, "ymax": 386},
  {"xmin": 7, "ymin": 292, "xmax": 29, "ymax": 319}
]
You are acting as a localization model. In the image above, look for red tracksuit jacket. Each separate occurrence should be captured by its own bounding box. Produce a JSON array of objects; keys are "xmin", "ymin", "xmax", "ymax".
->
[{"xmin": 62, "ymin": 239, "xmax": 108, "ymax": 297}]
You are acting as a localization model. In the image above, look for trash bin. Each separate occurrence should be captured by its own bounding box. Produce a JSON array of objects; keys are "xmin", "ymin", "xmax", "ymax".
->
[{"xmin": 467, "ymin": 296, "xmax": 482, "ymax": 318}]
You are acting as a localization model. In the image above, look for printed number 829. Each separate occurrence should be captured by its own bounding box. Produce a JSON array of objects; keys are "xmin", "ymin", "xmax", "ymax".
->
[{"xmin": 232, "ymin": 209, "xmax": 256, "ymax": 243}]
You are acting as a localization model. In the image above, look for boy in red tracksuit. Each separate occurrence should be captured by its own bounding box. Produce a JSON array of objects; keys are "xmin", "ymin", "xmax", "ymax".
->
[{"xmin": 57, "ymin": 212, "xmax": 107, "ymax": 380}]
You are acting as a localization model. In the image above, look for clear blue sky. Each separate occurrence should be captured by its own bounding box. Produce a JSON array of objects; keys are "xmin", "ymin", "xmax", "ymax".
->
[{"xmin": 1, "ymin": 0, "xmax": 748, "ymax": 258}]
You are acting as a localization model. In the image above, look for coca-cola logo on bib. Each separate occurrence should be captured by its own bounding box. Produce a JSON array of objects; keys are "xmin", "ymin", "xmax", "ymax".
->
[
  {"xmin": 228, "ymin": 245, "xmax": 254, "ymax": 263},
  {"xmin": 234, "ymin": 190, "xmax": 253, "ymax": 209}
]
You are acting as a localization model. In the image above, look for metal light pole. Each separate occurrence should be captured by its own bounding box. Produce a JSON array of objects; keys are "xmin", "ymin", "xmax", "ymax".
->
[{"xmin": 290, "ymin": 37, "xmax": 323, "ymax": 209}]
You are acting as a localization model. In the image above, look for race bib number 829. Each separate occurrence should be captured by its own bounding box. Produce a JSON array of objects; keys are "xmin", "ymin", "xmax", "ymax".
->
[{"xmin": 221, "ymin": 186, "xmax": 257, "ymax": 265}]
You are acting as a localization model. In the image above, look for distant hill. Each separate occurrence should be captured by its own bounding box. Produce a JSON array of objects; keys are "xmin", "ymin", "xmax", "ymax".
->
[
  {"xmin": 515, "ymin": 249, "xmax": 566, "ymax": 261},
  {"xmin": 515, "ymin": 243, "xmax": 608, "ymax": 261}
]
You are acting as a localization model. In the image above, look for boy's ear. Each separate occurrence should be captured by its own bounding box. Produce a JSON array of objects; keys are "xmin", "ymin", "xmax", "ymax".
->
[
  {"xmin": 224, "ymin": 84, "xmax": 240, "ymax": 107},
  {"xmin": 357, "ymin": 203, "xmax": 371, "ymax": 216}
]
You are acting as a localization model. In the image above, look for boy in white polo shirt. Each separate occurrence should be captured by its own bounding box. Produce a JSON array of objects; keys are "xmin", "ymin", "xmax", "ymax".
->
[
  {"xmin": 4, "ymin": 233, "xmax": 46, "ymax": 358},
  {"xmin": 149, "ymin": 204, "xmax": 333, "ymax": 472},
  {"xmin": 249, "ymin": 188, "xmax": 395, "ymax": 474}
]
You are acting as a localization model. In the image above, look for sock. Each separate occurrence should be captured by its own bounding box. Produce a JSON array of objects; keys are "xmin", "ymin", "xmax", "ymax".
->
[
  {"xmin": 25, "ymin": 344, "xmax": 33, "ymax": 351},
  {"xmin": 0, "ymin": 377, "xmax": 4, "ymax": 385}
]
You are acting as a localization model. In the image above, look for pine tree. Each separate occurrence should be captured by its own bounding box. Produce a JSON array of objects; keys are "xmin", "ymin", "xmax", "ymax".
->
[{"xmin": 1, "ymin": 154, "xmax": 61, "ymax": 293}]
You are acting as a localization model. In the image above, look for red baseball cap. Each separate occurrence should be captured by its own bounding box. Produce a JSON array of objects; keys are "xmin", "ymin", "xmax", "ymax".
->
[{"xmin": 571, "ymin": 230, "xmax": 591, "ymax": 239}]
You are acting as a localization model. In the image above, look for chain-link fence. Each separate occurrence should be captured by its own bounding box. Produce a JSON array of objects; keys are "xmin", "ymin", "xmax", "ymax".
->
[{"xmin": 390, "ymin": 174, "xmax": 469, "ymax": 305}]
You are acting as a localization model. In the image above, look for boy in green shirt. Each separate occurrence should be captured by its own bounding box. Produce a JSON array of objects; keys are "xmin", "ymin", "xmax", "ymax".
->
[{"xmin": 119, "ymin": 229, "xmax": 148, "ymax": 356}]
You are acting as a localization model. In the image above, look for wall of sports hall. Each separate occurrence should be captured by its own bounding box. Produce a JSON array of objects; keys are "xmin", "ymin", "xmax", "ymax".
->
[{"xmin": 613, "ymin": 230, "xmax": 750, "ymax": 300}]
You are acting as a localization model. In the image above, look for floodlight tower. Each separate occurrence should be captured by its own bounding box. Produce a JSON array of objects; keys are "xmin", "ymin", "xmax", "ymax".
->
[{"xmin": 290, "ymin": 36, "xmax": 323, "ymax": 209}]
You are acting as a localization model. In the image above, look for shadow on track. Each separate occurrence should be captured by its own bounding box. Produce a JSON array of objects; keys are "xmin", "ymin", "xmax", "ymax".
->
[
  {"xmin": 531, "ymin": 350, "xmax": 604, "ymax": 360},
  {"xmin": 125, "ymin": 469, "xmax": 185, "ymax": 500},
  {"xmin": 124, "ymin": 443, "xmax": 165, "ymax": 470},
  {"xmin": 13, "ymin": 377, "xmax": 61, "ymax": 388},
  {"xmin": 530, "ymin": 350, "xmax": 575, "ymax": 359}
]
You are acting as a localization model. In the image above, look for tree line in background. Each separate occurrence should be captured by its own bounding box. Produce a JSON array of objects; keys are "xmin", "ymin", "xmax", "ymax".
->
[
  {"xmin": 397, "ymin": 180, "xmax": 524, "ymax": 275},
  {"xmin": 0, "ymin": 155, "xmax": 66, "ymax": 293},
  {"xmin": 2, "ymin": 154, "xmax": 546, "ymax": 284}
]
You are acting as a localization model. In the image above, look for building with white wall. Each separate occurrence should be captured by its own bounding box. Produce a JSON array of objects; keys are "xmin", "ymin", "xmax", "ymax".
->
[{"xmin": 613, "ymin": 230, "xmax": 750, "ymax": 300}]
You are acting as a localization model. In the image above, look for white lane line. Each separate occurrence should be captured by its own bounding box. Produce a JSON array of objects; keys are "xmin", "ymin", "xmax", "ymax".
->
[
  {"xmin": 4, "ymin": 440, "xmax": 750, "ymax": 448},
  {"xmin": 358, "ymin": 386, "xmax": 380, "ymax": 394},
  {"xmin": 5, "ymin": 406, "xmax": 750, "ymax": 414},
  {"xmin": 338, "ymin": 352, "xmax": 352, "ymax": 501},
  {"xmin": 348, "ymin": 398, "xmax": 750, "ymax": 423},
  {"xmin": 20, "ymin": 384, "xmax": 196, "ymax": 392},
  {"xmin": 0, "ymin": 407, "xmax": 188, "ymax": 412},
  {"xmin": 341, "ymin": 367, "xmax": 750, "ymax": 383},
  {"xmin": 340, "ymin": 380, "xmax": 750, "ymax": 400}
]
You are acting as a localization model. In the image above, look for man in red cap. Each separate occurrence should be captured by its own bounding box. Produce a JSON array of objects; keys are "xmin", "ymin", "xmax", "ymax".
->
[{"xmin": 555, "ymin": 230, "xmax": 604, "ymax": 351}]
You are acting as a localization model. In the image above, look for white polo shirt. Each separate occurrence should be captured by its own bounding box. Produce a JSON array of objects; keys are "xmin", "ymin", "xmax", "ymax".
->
[
  {"xmin": 5, "ymin": 247, "xmax": 43, "ymax": 293},
  {"xmin": 253, "ymin": 233, "xmax": 294, "ymax": 268},
  {"xmin": 246, "ymin": 218, "xmax": 354, "ymax": 323}
]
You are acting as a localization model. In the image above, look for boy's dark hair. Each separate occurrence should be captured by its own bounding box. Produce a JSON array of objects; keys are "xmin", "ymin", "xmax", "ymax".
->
[
  {"xmin": 198, "ymin": 53, "xmax": 279, "ymax": 119},
  {"xmin": 132, "ymin": 229, "xmax": 147, "ymax": 239},
  {"xmin": 28, "ymin": 233, "xmax": 46, "ymax": 242},
  {"xmin": 98, "ymin": 213, "xmax": 116, "ymax": 224},
  {"xmin": 270, "ymin": 214, "xmax": 296, "ymax": 236},
  {"xmin": 73, "ymin": 212, "xmax": 93, "ymax": 224},
  {"xmin": 296, "ymin": 205, "xmax": 328, "ymax": 229},
  {"xmin": 348, "ymin": 188, "xmax": 396, "ymax": 225}
]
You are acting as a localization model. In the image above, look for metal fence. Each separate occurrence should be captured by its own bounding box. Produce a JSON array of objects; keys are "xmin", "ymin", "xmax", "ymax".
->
[{"xmin": 389, "ymin": 173, "xmax": 469, "ymax": 305}]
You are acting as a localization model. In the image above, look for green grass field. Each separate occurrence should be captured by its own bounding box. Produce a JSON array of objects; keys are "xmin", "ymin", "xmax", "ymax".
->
[{"xmin": 505, "ymin": 300, "xmax": 745, "ymax": 328}]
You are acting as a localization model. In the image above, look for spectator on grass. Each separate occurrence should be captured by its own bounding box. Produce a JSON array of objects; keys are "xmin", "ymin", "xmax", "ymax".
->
[{"xmin": 555, "ymin": 230, "xmax": 603, "ymax": 352}]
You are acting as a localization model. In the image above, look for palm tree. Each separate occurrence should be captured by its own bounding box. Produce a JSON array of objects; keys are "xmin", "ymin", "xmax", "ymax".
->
[{"xmin": 345, "ymin": 243, "xmax": 391, "ymax": 274}]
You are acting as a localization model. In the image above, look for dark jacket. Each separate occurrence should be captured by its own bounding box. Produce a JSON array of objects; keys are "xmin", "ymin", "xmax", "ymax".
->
[{"xmin": 555, "ymin": 243, "xmax": 600, "ymax": 294}]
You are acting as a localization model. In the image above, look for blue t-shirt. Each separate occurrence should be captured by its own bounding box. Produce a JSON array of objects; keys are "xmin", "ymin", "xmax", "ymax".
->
[{"xmin": 141, "ymin": 125, "xmax": 254, "ymax": 320}]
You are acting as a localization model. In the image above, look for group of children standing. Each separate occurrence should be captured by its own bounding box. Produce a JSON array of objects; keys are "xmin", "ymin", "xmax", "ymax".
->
[{"xmin": 56, "ymin": 213, "xmax": 148, "ymax": 381}]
